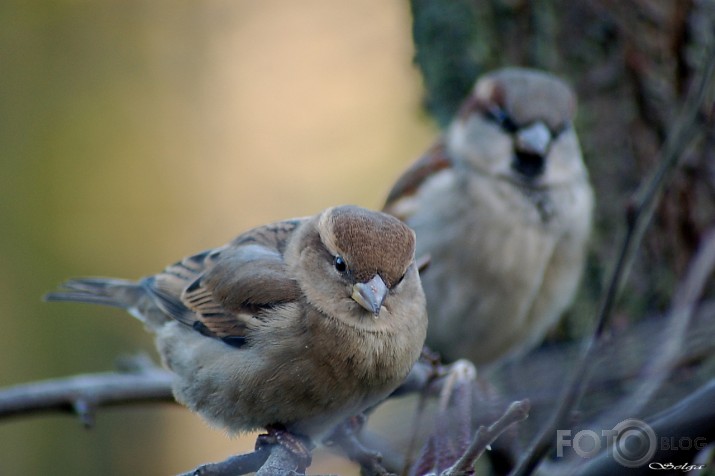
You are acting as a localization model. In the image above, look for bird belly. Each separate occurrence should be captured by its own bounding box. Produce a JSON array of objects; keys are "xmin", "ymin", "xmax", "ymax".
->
[
  {"xmin": 155, "ymin": 319, "xmax": 412, "ymax": 439},
  {"xmin": 414, "ymin": 176, "xmax": 587, "ymax": 364}
]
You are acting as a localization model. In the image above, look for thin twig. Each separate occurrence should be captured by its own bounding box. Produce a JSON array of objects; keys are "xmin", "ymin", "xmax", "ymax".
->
[
  {"xmin": 441, "ymin": 400, "xmax": 531, "ymax": 476},
  {"xmin": 390, "ymin": 350, "xmax": 446, "ymax": 475},
  {"xmin": 511, "ymin": 45, "xmax": 715, "ymax": 476},
  {"xmin": 409, "ymin": 360, "xmax": 478, "ymax": 475},
  {"xmin": 323, "ymin": 414, "xmax": 392, "ymax": 476},
  {"xmin": 594, "ymin": 226, "xmax": 715, "ymax": 430},
  {"xmin": 0, "ymin": 368, "xmax": 173, "ymax": 426},
  {"xmin": 576, "ymin": 379, "xmax": 715, "ymax": 476}
]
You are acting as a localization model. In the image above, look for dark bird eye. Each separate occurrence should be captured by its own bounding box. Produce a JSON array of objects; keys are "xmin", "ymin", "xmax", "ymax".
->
[
  {"xmin": 485, "ymin": 107, "xmax": 518, "ymax": 134},
  {"xmin": 334, "ymin": 256, "xmax": 348, "ymax": 273}
]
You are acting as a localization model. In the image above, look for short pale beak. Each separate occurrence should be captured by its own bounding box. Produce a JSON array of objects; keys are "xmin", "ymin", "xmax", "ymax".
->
[
  {"xmin": 515, "ymin": 121, "xmax": 551, "ymax": 157},
  {"xmin": 352, "ymin": 274, "xmax": 388, "ymax": 317}
]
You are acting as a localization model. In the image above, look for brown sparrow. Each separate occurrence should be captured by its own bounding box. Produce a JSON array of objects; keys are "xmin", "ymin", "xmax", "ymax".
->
[
  {"xmin": 46, "ymin": 205, "xmax": 428, "ymax": 444},
  {"xmin": 384, "ymin": 67, "xmax": 593, "ymax": 365}
]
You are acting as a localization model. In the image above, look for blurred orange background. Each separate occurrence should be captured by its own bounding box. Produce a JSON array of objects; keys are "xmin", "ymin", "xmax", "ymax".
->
[{"xmin": 0, "ymin": 1, "xmax": 435, "ymax": 474}]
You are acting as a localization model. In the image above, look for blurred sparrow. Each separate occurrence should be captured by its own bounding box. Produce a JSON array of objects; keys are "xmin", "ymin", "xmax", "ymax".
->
[
  {"xmin": 384, "ymin": 67, "xmax": 593, "ymax": 365},
  {"xmin": 46, "ymin": 205, "xmax": 428, "ymax": 446}
]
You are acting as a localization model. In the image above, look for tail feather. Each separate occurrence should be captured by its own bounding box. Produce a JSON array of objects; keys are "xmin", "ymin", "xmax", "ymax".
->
[{"xmin": 44, "ymin": 278, "xmax": 144, "ymax": 310}]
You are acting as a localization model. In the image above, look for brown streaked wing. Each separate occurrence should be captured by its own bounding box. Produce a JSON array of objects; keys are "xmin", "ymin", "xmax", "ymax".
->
[
  {"xmin": 383, "ymin": 141, "xmax": 452, "ymax": 217},
  {"xmin": 144, "ymin": 218, "xmax": 307, "ymax": 343},
  {"xmin": 230, "ymin": 218, "xmax": 306, "ymax": 254},
  {"xmin": 179, "ymin": 219, "xmax": 305, "ymax": 340},
  {"xmin": 146, "ymin": 247, "xmax": 225, "ymax": 327}
]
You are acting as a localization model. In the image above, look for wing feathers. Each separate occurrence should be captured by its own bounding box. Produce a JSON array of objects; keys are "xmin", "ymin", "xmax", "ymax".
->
[
  {"xmin": 48, "ymin": 219, "xmax": 306, "ymax": 347},
  {"xmin": 384, "ymin": 141, "xmax": 452, "ymax": 216},
  {"xmin": 154, "ymin": 222, "xmax": 303, "ymax": 343}
]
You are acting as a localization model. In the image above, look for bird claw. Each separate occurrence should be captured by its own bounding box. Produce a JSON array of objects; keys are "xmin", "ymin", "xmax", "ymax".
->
[{"xmin": 256, "ymin": 425, "xmax": 314, "ymax": 471}]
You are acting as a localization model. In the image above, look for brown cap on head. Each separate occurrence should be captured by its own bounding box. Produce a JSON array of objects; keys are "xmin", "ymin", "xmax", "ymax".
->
[
  {"xmin": 319, "ymin": 206, "xmax": 415, "ymax": 287},
  {"xmin": 465, "ymin": 67, "xmax": 576, "ymax": 131}
]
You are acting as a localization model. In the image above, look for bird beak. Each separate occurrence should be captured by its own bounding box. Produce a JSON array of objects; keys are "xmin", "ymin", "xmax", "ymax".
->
[
  {"xmin": 352, "ymin": 275, "xmax": 388, "ymax": 317},
  {"xmin": 515, "ymin": 121, "xmax": 551, "ymax": 157}
]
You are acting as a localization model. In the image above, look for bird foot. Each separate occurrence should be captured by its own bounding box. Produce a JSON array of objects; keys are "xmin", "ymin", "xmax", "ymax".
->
[{"xmin": 256, "ymin": 424, "xmax": 314, "ymax": 472}]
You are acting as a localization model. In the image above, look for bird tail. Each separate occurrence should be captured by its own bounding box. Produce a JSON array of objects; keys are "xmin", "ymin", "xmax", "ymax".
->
[{"xmin": 44, "ymin": 278, "xmax": 151, "ymax": 322}]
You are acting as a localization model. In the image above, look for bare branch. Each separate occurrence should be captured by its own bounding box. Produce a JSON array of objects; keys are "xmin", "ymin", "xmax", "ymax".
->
[
  {"xmin": 0, "ymin": 366, "xmax": 173, "ymax": 426},
  {"xmin": 576, "ymin": 379, "xmax": 715, "ymax": 476},
  {"xmin": 409, "ymin": 360, "xmax": 478, "ymax": 475},
  {"xmin": 323, "ymin": 414, "xmax": 392, "ymax": 476},
  {"xmin": 0, "ymin": 349, "xmax": 445, "ymax": 475},
  {"xmin": 176, "ymin": 443, "xmax": 314, "ymax": 476},
  {"xmin": 255, "ymin": 444, "xmax": 309, "ymax": 476},
  {"xmin": 178, "ymin": 427, "xmax": 313, "ymax": 476},
  {"xmin": 441, "ymin": 400, "xmax": 531, "ymax": 476},
  {"xmin": 511, "ymin": 44, "xmax": 715, "ymax": 476},
  {"xmin": 177, "ymin": 448, "xmax": 271, "ymax": 476},
  {"xmin": 592, "ymin": 226, "xmax": 715, "ymax": 431}
]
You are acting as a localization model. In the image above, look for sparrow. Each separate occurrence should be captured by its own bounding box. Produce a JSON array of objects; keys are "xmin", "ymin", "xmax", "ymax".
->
[
  {"xmin": 45, "ymin": 205, "xmax": 428, "ymax": 444},
  {"xmin": 384, "ymin": 67, "xmax": 593, "ymax": 365}
]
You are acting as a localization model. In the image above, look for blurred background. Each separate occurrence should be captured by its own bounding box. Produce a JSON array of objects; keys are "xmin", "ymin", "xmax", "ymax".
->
[
  {"xmin": 0, "ymin": 1, "xmax": 432, "ymax": 475},
  {"xmin": 2, "ymin": 0, "xmax": 714, "ymax": 475}
]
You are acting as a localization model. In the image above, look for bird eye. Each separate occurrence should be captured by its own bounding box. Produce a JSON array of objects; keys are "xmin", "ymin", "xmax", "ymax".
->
[
  {"xmin": 485, "ymin": 107, "xmax": 518, "ymax": 134},
  {"xmin": 333, "ymin": 256, "xmax": 348, "ymax": 273}
]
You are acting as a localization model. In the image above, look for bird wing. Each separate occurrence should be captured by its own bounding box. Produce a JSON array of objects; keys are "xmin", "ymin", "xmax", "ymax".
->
[
  {"xmin": 146, "ymin": 219, "xmax": 305, "ymax": 347},
  {"xmin": 383, "ymin": 140, "xmax": 453, "ymax": 219}
]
